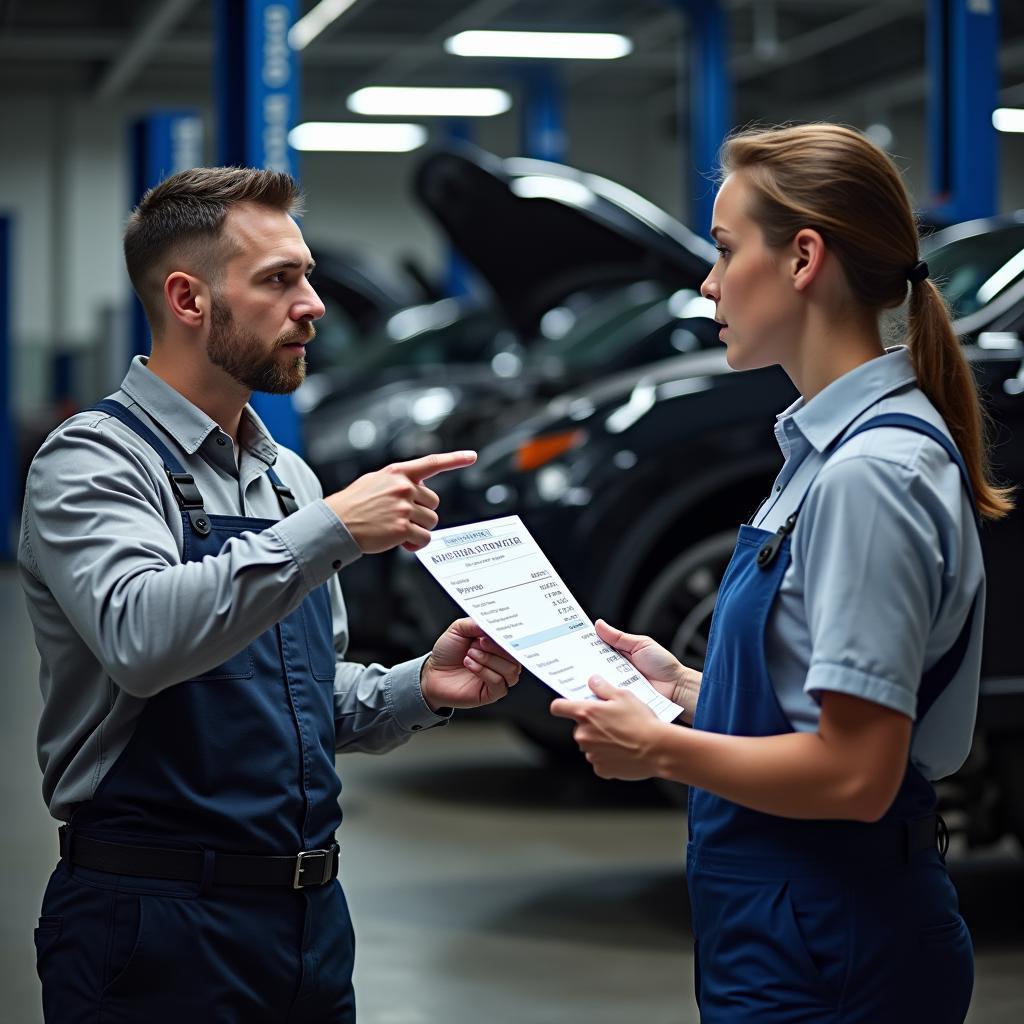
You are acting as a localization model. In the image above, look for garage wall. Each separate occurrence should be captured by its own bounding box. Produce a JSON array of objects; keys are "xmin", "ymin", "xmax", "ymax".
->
[{"xmin": 1, "ymin": 90, "xmax": 1023, "ymax": 411}]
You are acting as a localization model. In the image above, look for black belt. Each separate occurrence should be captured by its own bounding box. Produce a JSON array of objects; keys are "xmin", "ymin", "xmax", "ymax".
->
[{"xmin": 59, "ymin": 827, "xmax": 340, "ymax": 889}]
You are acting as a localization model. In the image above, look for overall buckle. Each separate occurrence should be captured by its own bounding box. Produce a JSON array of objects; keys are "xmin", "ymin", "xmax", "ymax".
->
[
  {"xmin": 166, "ymin": 471, "xmax": 211, "ymax": 537},
  {"xmin": 756, "ymin": 513, "xmax": 797, "ymax": 569},
  {"xmin": 293, "ymin": 844, "xmax": 337, "ymax": 889}
]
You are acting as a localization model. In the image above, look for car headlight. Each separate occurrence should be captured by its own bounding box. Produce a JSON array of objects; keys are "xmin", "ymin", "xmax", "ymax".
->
[{"xmin": 306, "ymin": 386, "xmax": 459, "ymax": 464}]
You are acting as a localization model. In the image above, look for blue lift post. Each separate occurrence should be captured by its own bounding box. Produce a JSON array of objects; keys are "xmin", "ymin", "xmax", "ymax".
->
[
  {"xmin": 214, "ymin": 0, "xmax": 303, "ymax": 454},
  {"xmin": 674, "ymin": 0, "xmax": 732, "ymax": 239},
  {"xmin": 520, "ymin": 66, "xmax": 566, "ymax": 163},
  {"xmin": 0, "ymin": 216, "xmax": 13, "ymax": 559},
  {"xmin": 926, "ymin": 0, "xmax": 1000, "ymax": 226},
  {"xmin": 129, "ymin": 110, "xmax": 204, "ymax": 359}
]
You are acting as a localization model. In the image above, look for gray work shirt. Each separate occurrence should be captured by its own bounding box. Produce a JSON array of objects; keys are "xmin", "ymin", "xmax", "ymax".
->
[
  {"xmin": 19, "ymin": 356, "xmax": 445, "ymax": 822},
  {"xmin": 753, "ymin": 346, "xmax": 985, "ymax": 781}
]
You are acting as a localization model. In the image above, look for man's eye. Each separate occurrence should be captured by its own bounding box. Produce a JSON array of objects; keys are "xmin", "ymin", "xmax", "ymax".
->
[{"xmin": 268, "ymin": 273, "xmax": 286, "ymax": 283}]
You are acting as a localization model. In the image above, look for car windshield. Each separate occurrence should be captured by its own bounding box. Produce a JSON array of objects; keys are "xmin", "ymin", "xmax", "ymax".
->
[
  {"xmin": 529, "ymin": 282, "xmax": 674, "ymax": 370},
  {"xmin": 340, "ymin": 306, "xmax": 509, "ymax": 374},
  {"xmin": 928, "ymin": 222, "xmax": 1024, "ymax": 318}
]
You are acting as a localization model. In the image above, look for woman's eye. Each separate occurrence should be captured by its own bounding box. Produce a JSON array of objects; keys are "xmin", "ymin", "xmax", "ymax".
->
[{"xmin": 715, "ymin": 245, "xmax": 731, "ymax": 260}]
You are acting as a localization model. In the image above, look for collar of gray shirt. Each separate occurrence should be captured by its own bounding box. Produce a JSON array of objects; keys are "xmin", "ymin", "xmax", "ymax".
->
[
  {"xmin": 773, "ymin": 346, "xmax": 919, "ymax": 456},
  {"xmin": 119, "ymin": 354, "xmax": 279, "ymax": 470}
]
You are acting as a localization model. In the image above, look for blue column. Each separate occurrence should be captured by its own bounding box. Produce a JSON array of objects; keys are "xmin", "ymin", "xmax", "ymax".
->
[
  {"xmin": 215, "ymin": 0, "xmax": 303, "ymax": 453},
  {"xmin": 674, "ymin": 0, "xmax": 732, "ymax": 238},
  {"xmin": 926, "ymin": 0, "xmax": 1000, "ymax": 225},
  {"xmin": 0, "ymin": 216, "xmax": 13, "ymax": 559},
  {"xmin": 129, "ymin": 111, "xmax": 204, "ymax": 359},
  {"xmin": 521, "ymin": 67, "xmax": 566, "ymax": 163}
]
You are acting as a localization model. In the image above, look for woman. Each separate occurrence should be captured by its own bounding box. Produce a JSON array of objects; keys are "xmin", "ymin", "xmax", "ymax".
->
[{"xmin": 551, "ymin": 124, "xmax": 1013, "ymax": 1023}]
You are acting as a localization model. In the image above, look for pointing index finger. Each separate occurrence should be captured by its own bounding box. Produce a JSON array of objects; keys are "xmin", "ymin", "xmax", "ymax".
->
[{"xmin": 394, "ymin": 450, "xmax": 477, "ymax": 483}]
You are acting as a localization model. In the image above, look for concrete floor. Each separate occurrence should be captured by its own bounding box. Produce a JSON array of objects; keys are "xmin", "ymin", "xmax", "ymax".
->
[{"xmin": 2, "ymin": 565, "xmax": 1023, "ymax": 1023}]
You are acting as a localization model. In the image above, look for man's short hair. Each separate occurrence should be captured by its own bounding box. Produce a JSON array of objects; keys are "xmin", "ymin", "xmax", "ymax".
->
[{"xmin": 123, "ymin": 166, "xmax": 305, "ymax": 332}]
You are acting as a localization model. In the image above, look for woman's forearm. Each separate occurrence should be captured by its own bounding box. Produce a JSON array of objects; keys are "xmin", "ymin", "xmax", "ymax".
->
[
  {"xmin": 673, "ymin": 667, "xmax": 701, "ymax": 726},
  {"xmin": 648, "ymin": 711, "xmax": 906, "ymax": 822}
]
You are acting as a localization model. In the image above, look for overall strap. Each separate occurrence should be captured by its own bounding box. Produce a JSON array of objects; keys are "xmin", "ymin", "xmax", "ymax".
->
[
  {"xmin": 92, "ymin": 399, "xmax": 187, "ymax": 473},
  {"xmin": 756, "ymin": 411, "xmax": 980, "ymax": 720},
  {"xmin": 757, "ymin": 413, "xmax": 979, "ymax": 569},
  {"xmin": 834, "ymin": 413, "xmax": 978, "ymax": 522},
  {"xmin": 92, "ymin": 398, "xmax": 212, "ymax": 537},
  {"xmin": 839, "ymin": 415, "xmax": 981, "ymax": 723},
  {"xmin": 92, "ymin": 398, "xmax": 299, "ymax": 524},
  {"xmin": 265, "ymin": 467, "xmax": 300, "ymax": 515}
]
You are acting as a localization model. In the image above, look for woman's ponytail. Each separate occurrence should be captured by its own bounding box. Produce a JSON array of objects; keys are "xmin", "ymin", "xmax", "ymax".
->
[
  {"xmin": 907, "ymin": 278, "xmax": 1014, "ymax": 520},
  {"xmin": 722, "ymin": 123, "xmax": 1015, "ymax": 521}
]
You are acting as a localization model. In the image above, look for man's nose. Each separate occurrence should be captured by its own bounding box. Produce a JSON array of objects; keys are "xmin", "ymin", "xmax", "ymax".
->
[{"xmin": 296, "ymin": 279, "xmax": 326, "ymax": 321}]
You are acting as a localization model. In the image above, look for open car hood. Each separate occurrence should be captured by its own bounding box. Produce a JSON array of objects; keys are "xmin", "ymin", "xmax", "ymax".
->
[{"xmin": 414, "ymin": 144, "xmax": 716, "ymax": 337}]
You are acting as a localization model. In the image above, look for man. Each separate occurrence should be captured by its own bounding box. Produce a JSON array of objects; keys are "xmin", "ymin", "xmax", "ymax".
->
[{"xmin": 19, "ymin": 167, "xmax": 520, "ymax": 1023}]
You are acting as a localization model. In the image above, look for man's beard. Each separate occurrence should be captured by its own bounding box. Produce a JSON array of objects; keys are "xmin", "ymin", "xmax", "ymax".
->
[{"xmin": 207, "ymin": 296, "xmax": 313, "ymax": 395}]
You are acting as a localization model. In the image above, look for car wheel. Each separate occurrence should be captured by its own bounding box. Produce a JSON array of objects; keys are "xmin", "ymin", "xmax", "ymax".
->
[
  {"xmin": 629, "ymin": 529, "xmax": 737, "ymax": 808},
  {"xmin": 630, "ymin": 529, "xmax": 737, "ymax": 670}
]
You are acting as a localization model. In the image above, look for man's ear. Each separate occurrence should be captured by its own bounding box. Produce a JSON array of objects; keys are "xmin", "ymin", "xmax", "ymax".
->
[
  {"xmin": 164, "ymin": 272, "xmax": 208, "ymax": 329},
  {"xmin": 789, "ymin": 228, "xmax": 826, "ymax": 292}
]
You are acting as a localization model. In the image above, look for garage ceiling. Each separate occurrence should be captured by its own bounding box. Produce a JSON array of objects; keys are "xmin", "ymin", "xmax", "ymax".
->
[{"xmin": 0, "ymin": 1, "xmax": 1023, "ymax": 125}]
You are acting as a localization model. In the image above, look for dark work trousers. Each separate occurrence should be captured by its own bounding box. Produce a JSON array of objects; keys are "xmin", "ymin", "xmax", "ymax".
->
[
  {"xmin": 36, "ymin": 400, "xmax": 355, "ymax": 1022},
  {"xmin": 686, "ymin": 416, "xmax": 977, "ymax": 1023}
]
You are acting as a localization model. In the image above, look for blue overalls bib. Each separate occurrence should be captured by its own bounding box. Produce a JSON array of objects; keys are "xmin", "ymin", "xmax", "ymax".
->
[
  {"xmin": 686, "ymin": 415, "xmax": 977, "ymax": 1023},
  {"xmin": 36, "ymin": 401, "xmax": 356, "ymax": 1023}
]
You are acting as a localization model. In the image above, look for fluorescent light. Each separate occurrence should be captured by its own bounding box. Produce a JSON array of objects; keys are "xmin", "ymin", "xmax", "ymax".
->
[
  {"xmin": 993, "ymin": 108, "xmax": 1024, "ymax": 133},
  {"xmin": 288, "ymin": 122, "xmax": 428, "ymax": 152},
  {"xmin": 288, "ymin": 0, "xmax": 360, "ymax": 51},
  {"xmin": 348, "ymin": 86, "xmax": 512, "ymax": 117},
  {"xmin": 445, "ymin": 30, "xmax": 632, "ymax": 60}
]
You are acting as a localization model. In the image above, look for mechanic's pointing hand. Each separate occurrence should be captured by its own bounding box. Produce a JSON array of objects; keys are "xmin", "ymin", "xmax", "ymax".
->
[{"xmin": 325, "ymin": 451, "xmax": 477, "ymax": 554}]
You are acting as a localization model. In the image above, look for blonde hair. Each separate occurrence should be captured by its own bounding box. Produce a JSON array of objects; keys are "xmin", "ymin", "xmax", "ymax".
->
[{"xmin": 721, "ymin": 123, "xmax": 1012, "ymax": 520}]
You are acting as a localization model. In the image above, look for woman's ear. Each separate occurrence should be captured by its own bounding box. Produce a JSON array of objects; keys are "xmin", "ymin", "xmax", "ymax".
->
[
  {"xmin": 789, "ymin": 228, "xmax": 826, "ymax": 292},
  {"xmin": 164, "ymin": 272, "xmax": 208, "ymax": 330}
]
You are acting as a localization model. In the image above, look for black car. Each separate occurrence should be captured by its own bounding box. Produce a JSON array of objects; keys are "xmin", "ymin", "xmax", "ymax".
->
[
  {"xmin": 304, "ymin": 146, "xmax": 719, "ymax": 659},
  {"xmin": 305, "ymin": 248, "xmax": 430, "ymax": 375},
  {"xmin": 302, "ymin": 145, "xmax": 720, "ymax": 490},
  {"xmin": 394, "ymin": 212, "xmax": 1024, "ymax": 849}
]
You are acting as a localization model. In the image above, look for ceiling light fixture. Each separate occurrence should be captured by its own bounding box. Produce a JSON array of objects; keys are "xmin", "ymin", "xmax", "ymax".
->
[
  {"xmin": 444, "ymin": 30, "xmax": 633, "ymax": 60},
  {"xmin": 288, "ymin": 122, "xmax": 428, "ymax": 152},
  {"xmin": 347, "ymin": 86, "xmax": 512, "ymax": 117},
  {"xmin": 993, "ymin": 108, "xmax": 1024, "ymax": 133},
  {"xmin": 288, "ymin": 0, "xmax": 360, "ymax": 51}
]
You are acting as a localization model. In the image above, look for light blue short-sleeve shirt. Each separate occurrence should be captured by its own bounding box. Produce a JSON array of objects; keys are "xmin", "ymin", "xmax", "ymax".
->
[{"xmin": 752, "ymin": 347, "xmax": 985, "ymax": 781}]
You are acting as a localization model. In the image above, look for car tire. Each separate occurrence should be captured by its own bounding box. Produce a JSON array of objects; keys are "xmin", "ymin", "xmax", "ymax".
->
[
  {"xmin": 629, "ymin": 529, "xmax": 737, "ymax": 809},
  {"xmin": 629, "ymin": 529, "xmax": 737, "ymax": 670}
]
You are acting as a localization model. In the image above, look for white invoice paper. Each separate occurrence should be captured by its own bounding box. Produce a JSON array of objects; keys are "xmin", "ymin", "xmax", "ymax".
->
[{"xmin": 414, "ymin": 515, "xmax": 683, "ymax": 721}]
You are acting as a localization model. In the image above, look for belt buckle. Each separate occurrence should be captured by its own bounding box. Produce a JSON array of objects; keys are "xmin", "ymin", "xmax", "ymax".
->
[{"xmin": 293, "ymin": 845, "xmax": 335, "ymax": 889}]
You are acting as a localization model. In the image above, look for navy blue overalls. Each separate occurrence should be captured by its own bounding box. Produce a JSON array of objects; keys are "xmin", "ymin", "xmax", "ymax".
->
[
  {"xmin": 35, "ymin": 401, "xmax": 356, "ymax": 1023},
  {"xmin": 686, "ymin": 415, "xmax": 977, "ymax": 1023}
]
